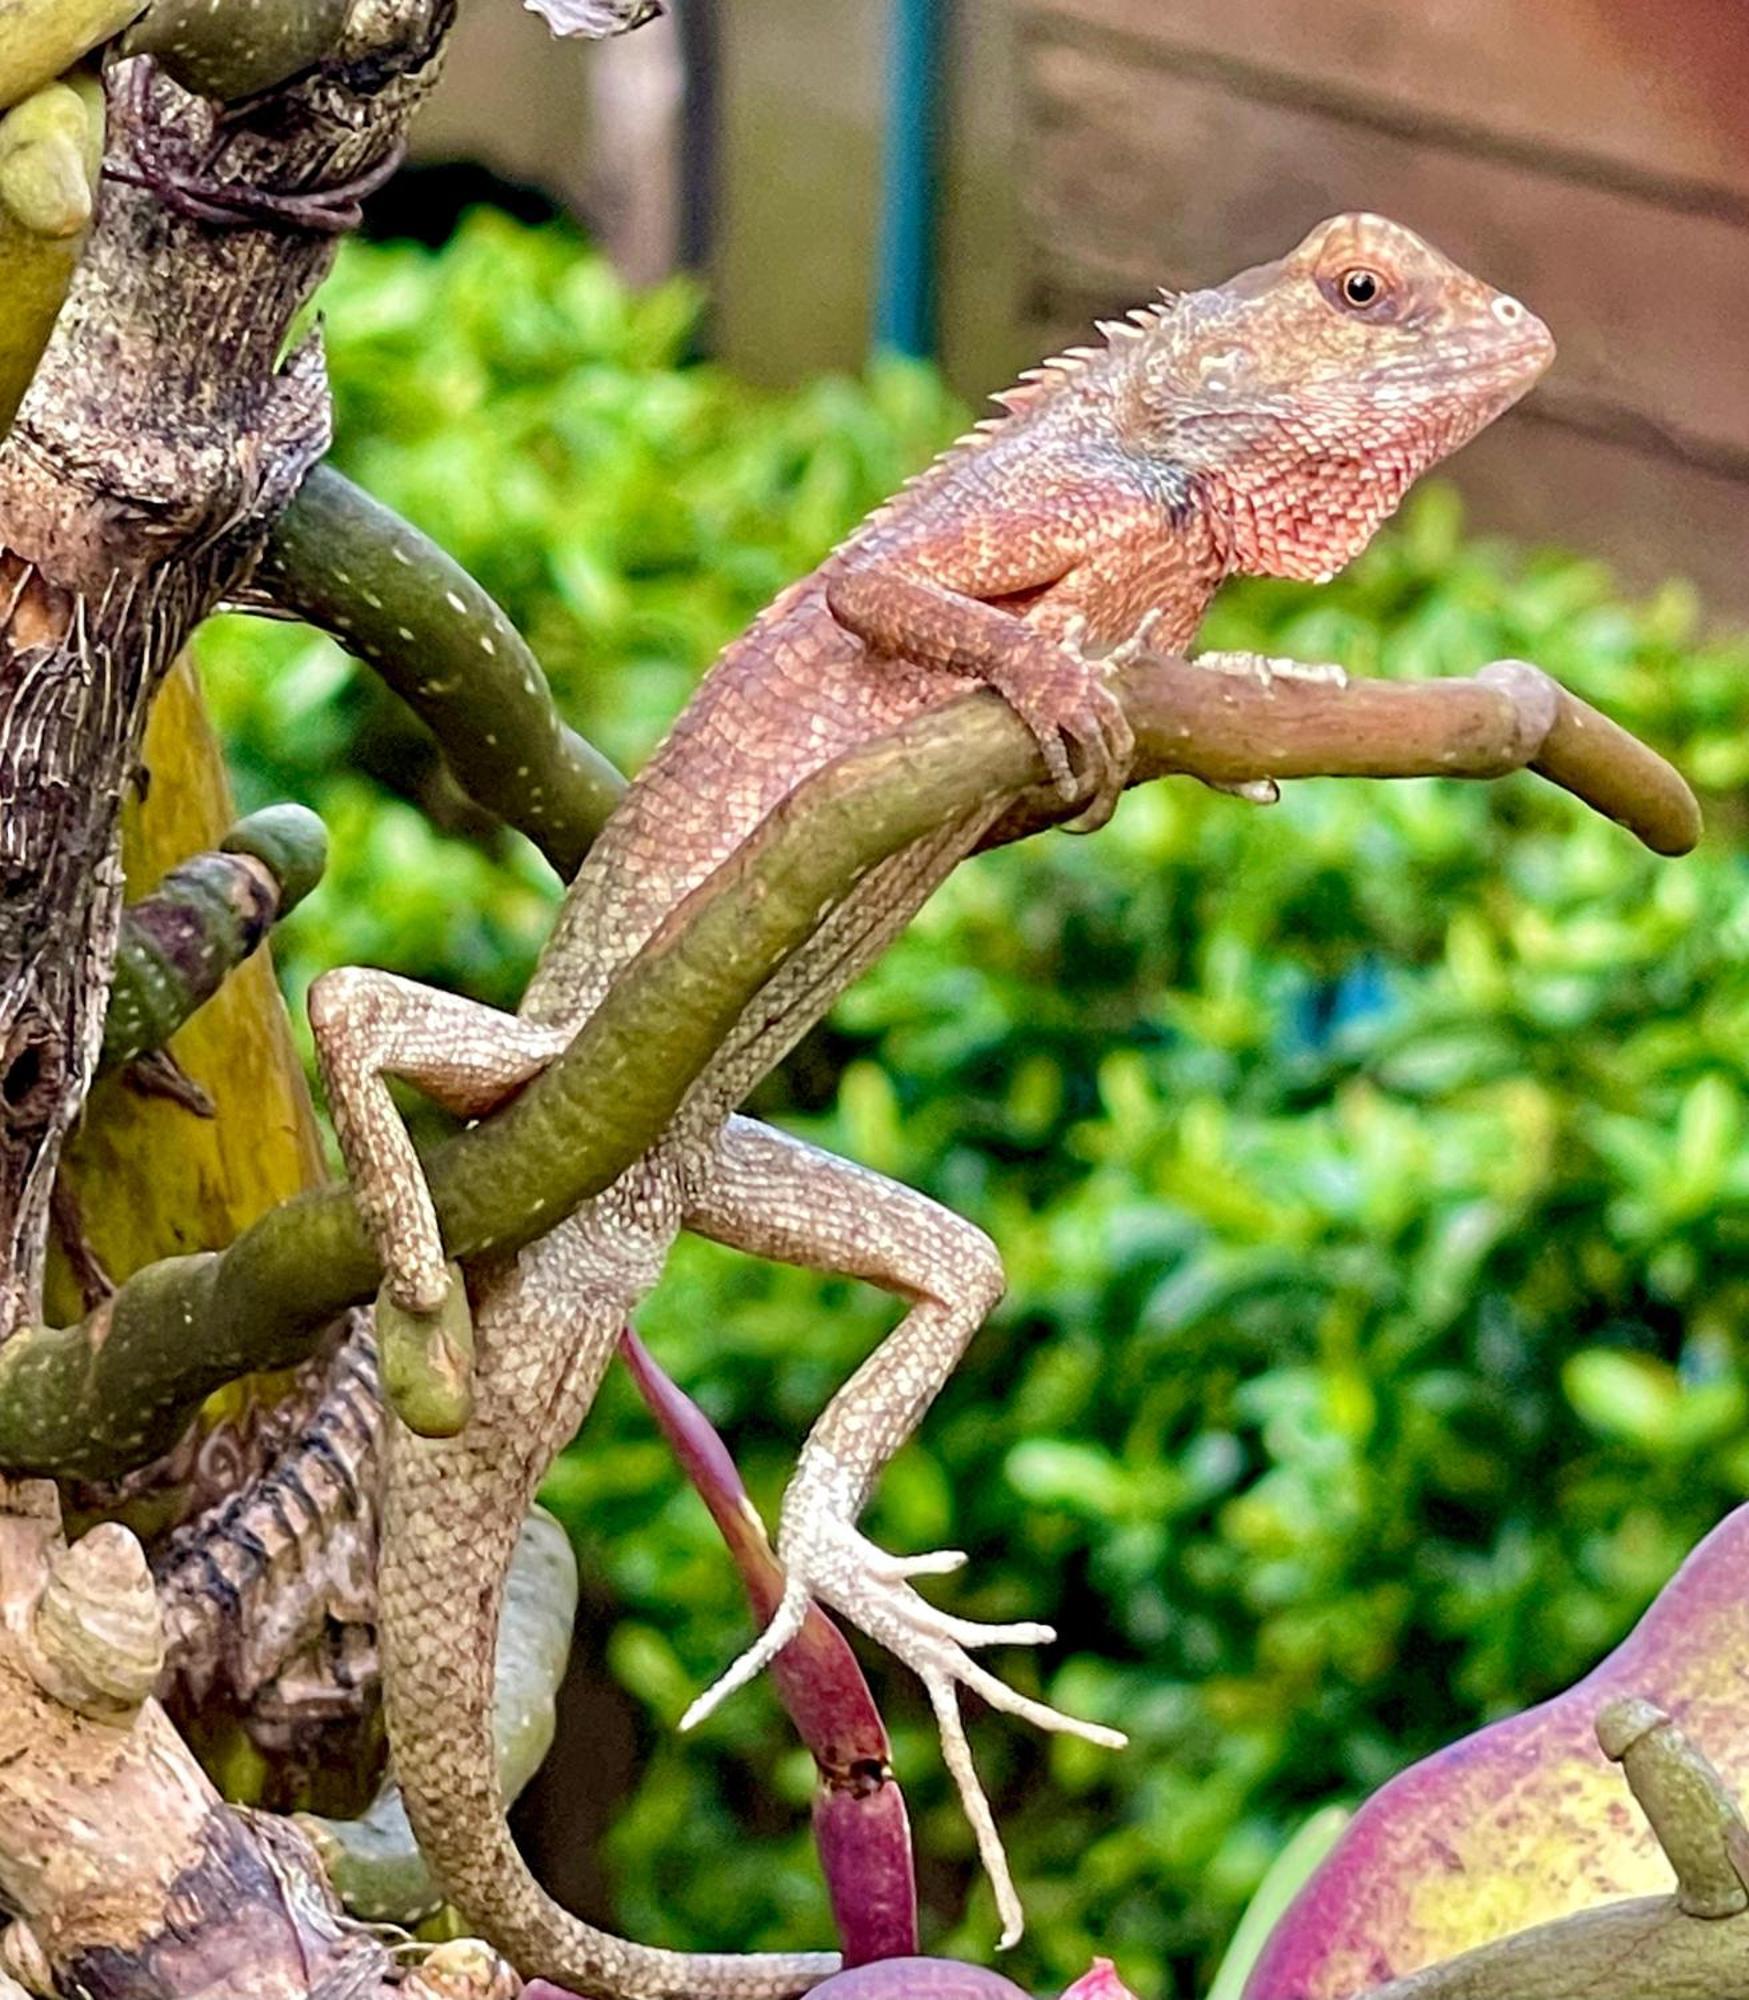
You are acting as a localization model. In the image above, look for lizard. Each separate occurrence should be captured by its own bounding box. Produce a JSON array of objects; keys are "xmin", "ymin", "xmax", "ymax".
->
[{"xmin": 307, "ymin": 213, "xmax": 1555, "ymax": 1997}]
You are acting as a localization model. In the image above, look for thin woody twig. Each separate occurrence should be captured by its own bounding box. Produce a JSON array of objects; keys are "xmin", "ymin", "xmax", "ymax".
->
[{"xmin": 0, "ymin": 655, "xmax": 1697, "ymax": 1480}]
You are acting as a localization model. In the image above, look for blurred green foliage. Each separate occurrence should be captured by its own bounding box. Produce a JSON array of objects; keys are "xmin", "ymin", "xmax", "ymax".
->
[{"xmin": 200, "ymin": 213, "xmax": 1749, "ymax": 1996}]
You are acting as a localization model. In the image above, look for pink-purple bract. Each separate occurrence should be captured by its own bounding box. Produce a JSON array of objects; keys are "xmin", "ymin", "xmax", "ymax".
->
[
  {"xmin": 1244, "ymin": 1504, "xmax": 1749, "ymax": 1997},
  {"xmin": 618, "ymin": 1328, "xmax": 917, "ymax": 1964}
]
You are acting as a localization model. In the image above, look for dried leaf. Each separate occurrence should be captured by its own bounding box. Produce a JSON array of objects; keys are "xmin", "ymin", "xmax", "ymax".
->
[{"xmin": 520, "ymin": 0, "xmax": 663, "ymax": 39}]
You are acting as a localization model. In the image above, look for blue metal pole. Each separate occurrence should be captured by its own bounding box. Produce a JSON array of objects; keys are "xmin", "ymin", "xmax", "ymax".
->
[{"xmin": 874, "ymin": 0, "xmax": 947, "ymax": 357}]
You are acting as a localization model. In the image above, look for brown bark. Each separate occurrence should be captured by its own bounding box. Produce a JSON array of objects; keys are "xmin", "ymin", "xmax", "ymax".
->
[
  {"xmin": 0, "ymin": 8, "xmax": 449, "ymax": 1328},
  {"xmin": 0, "ymin": 9, "xmax": 508, "ymax": 1994},
  {"xmin": 0, "ymin": 1473, "xmax": 394, "ymax": 1999}
]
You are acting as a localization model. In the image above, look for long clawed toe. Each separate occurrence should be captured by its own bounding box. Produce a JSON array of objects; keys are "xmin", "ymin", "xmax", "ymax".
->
[
  {"xmin": 687, "ymin": 1516, "xmax": 1125, "ymax": 1947},
  {"xmin": 1059, "ymin": 682, "xmax": 1135, "ymax": 834},
  {"xmin": 1052, "ymin": 613, "xmax": 1139, "ymax": 835},
  {"xmin": 898, "ymin": 1600, "xmax": 1125, "ymax": 1950},
  {"xmin": 679, "ymin": 1578, "xmax": 810, "ymax": 1733}
]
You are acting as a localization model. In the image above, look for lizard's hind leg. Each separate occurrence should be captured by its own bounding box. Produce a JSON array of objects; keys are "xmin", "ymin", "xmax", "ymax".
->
[
  {"xmin": 309, "ymin": 968, "xmax": 568, "ymax": 1314},
  {"xmin": 680, "ymin": 1115, "xmax": 1125, "ymax": 1949},
  {"xmin": 310, "ymin": 969, "xmax": 570, "ymax": 1433}
]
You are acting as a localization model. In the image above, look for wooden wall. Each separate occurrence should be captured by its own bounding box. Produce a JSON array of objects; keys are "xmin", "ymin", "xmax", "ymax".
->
[{"xmin": 1008, "ymin": 0, "xmax": 1749, "ymax": 608}]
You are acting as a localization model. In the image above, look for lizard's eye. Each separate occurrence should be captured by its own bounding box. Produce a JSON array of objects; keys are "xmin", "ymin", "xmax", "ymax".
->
[{"xmin": 1339, "ymin": 268, "xmax": 1385, "ymax": 309}]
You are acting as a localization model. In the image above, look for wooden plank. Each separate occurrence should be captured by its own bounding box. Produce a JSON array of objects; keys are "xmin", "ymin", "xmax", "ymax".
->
[
  {"xmin": 1451, "ymin": 411, "xmax": 1749, "ymax": 613},
  {"xmin": 1029, "ymin": 0, "xmax": 1749, "ymax": 210},
  {"xmin": 711, "ymin": 0, "xmax": 888, "ymax": 384},
  {"xmin": 1021, "ymin": 29, "xmax": 1749, "ymax": 468}
]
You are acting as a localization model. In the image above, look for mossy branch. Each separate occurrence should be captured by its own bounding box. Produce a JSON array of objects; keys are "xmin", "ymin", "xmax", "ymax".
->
[
  {"xmin": 257, "ymin": 464, "xmax": 625, "ymax": 875},
  {"xmin": 0, "ymin": 653, "xmax": 1697, "ymax": 1479}
]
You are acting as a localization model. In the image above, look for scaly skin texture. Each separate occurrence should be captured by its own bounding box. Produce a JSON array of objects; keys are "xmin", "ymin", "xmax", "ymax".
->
[{"xmin": 310, "ymin": 216, "xmax": 1555, "ymax": 1995}]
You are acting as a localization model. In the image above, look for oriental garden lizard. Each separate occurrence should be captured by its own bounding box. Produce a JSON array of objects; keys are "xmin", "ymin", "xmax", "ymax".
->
[{"xmin": 308, "ymin": 214, "xmax": 1555, "ymax": 1997}]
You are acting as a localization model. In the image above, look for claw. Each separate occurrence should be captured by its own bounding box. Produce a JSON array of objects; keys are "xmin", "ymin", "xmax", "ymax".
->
[
  {"xmin": 1058, "ymin": 678, "xmax": 1135, "ymax": 834},
  {"xmin": 926, "ymin": 1675, "xmax": 1027, "ymax": 1949},
  {"xmin": 869, "ymin": 1546, "xmax": 968, "ymax": 1581},
  {"xmin": 954, "ymin": 1655, "xmax": 1127, "ymax": 1749},
  {"xmin": 1201, "ymin": 775, "xmax": 1281, "ymax": 806},
  {"xmin": 906, "ymin": 1601, "xmax": 1056, "ymax": 1650},
  {"xmin": 1106, "ymin": 607, "xmax": 1164, "ymax": 673},
  {"xmin": 706, "ymin": 1506, "xmax": 1125, "ymax": 1947}
]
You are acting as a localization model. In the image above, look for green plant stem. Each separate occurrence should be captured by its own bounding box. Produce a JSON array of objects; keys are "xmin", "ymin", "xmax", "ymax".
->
[
  {"xmin": 0, "ymin": 654, "xmax": 1695, "ymax": 1479},
  {"xmin": 0, "ymin": 2, "xmax": 136, "ymax": 110},
  {"xmin": 258, "ymin": 465, "xmax": 626, "ymax": 876},
  {"xmin": 100, "ymin": 804, "xmax": 326, "ymax": 1070},
  {"xmin": 120, "ymin": 0, "xmax": 349, "ymax": 102}
]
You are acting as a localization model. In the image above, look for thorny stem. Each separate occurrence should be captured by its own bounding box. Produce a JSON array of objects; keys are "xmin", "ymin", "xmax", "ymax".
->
[
  {"xmin": 258, "ymin": 464, "xmax": 626, "ymax": 875},
  {"xmin": 0, "ymin": 653, "xmax": 1698, "ymax": 1479}
]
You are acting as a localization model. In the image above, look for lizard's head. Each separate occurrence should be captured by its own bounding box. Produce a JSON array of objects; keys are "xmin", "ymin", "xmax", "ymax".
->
[{"xmin": 1124, "ymin": 212, "xmax": 1555, "ymax": 581}]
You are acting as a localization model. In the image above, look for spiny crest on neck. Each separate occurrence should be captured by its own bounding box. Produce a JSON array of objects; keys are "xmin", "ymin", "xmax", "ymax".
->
[
  {"xmin": 831, "ymin": 289, "xmax": 1184, "ymax": 554},
  {"xmin": 988, "ymin": 289, "xmax": 1181, "ymax": 420}
]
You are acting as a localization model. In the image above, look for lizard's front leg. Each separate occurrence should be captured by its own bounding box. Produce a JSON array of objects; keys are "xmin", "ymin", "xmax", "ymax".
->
[
  {"xmin": 826, "ymin": 512, "xmax": 1136, "ymax": 832},
  {"xmin": 679, "ymin": 1116, "xmax": 1124, "ymax": 1948}
]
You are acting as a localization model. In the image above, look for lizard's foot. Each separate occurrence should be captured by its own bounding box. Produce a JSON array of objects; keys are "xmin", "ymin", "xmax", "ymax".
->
[
  {"xmin": 993, "ymin": 627, "xmax": 1135, "ymax": 836},
  {"xmin": 683, "ymin": 1513, "xmax": 1125, "ymax": 1948}
]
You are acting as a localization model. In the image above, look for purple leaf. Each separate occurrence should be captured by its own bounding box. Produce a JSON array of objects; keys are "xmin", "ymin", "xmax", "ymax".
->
[
  {"xmin": 1244, "ymin": 1502, "xmax": 1749, "ymax": 1997},
  {"xmin": 619, "ymin": 1328, "xmax": 918, "ymax": 1963}
]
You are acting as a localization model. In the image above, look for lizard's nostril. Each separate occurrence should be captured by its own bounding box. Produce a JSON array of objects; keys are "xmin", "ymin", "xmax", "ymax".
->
[{"xmin": 1492, "ymin": 296, "xmax": 1525, "ymax": 326}]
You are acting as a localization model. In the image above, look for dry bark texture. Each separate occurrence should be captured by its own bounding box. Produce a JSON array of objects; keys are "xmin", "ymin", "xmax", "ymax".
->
[
  {"xmin": 0, "ymin": 7, "xmax": 510, "ymax": 1993},
  {"xmin": 0, "ymin": 0, "xmax": 449, "ymax": 1318}
]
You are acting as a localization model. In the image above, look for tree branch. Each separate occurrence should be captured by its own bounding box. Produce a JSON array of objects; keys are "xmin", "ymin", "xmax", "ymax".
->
[
  {"xmin": 100, "ymin": 803, "xmax": 326, "ymax": 1070},
  {"xmin": 0, "ymin": 653, "xmax": 1696, "ymax": 1479},
  {"xmin": 0, "ymin": 8, "xmax": 508, "ymax": 1995},
  {"xmin": 0, "ymin": 13, "xmax": 453, "ymax": 1327},
  {"xmin": 257, "ymin": 463, "xmax": 625, "ymax": 875}
]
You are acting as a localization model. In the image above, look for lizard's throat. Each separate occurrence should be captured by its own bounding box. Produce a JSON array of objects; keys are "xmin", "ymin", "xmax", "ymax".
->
[{"xmin": 1206, "ymin": 446, "xmax": 1422, "ymax": 584}]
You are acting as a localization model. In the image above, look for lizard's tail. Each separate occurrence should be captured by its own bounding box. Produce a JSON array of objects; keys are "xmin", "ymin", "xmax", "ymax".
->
[{"xmin": 379, "ymin": 1279, "xmax": 838, "ymax": 2000}]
